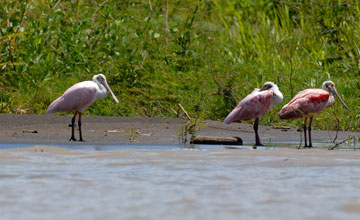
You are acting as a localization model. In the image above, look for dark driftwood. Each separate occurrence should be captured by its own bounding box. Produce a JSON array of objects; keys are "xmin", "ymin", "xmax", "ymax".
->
[{"xmin": 191, "ymin": 136, "xmax": 243, "ymax": 145}]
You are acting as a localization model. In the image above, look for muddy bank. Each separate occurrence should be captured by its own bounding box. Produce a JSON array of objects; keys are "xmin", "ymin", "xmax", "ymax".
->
[{"xmin": 0, "ymin": 114, "xmax": 358, "ymax": 146}]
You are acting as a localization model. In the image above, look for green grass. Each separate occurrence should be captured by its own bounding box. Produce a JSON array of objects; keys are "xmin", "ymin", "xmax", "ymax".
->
[{"xmin": 1, "ymin": 0, "xmax": 359, "ymax": 131}]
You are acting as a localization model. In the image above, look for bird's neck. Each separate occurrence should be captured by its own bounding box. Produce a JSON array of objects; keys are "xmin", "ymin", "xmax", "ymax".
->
[
  {"xmin": 325, "ymin": 93, "xmax": 335, "ymax": 108},
  {"xmin": 94, "ymin": 81, "xmax": 108, "ymax": 100},
  {"xmin": 272, "ymin": 89, "xmax": 283, "ymax": 107}
]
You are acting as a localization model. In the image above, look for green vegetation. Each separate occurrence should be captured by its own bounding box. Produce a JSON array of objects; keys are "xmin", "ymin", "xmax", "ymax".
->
[{"xmin": 1, "ymin": 0, "xmax": 359, "ymax": 131}]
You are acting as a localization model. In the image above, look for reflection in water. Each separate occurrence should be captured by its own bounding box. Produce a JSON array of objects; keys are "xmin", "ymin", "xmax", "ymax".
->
[{"xmin": 0, "ymin": 144, "xmax": 360, "ymax": 220}]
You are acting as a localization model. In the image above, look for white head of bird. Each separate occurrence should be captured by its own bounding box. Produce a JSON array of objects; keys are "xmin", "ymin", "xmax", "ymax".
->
[
  {"xmin": 260, "ymin": 82, "xmax": 283, "ymax": 107},
  {"xmin": 93, "ymin": 74, "xmax": 119, "ymax": 103},
  {"xmin": 321, "ymin": 80, "xmax": 348, "ymax": 109}
]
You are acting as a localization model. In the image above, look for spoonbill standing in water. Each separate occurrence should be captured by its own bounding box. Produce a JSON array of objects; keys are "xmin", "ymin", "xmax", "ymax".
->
[
  {"xmin": 223, "ymin": 82, "xmax": 283, "ymax": 146},
  {"xmin": 47, "ymin": 74, "xmax": 119, "ymax": 141},
  {"xmin": 278, "ymin": 80, "xmax": 348, "ymax": 148}
]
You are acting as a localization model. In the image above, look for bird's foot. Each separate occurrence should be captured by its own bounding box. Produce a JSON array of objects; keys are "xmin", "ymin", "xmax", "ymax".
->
[
  {"xmin": 253, "ymin": 143, "xmax": 264, "ymax": 149},
  {"xmin": 79, "ymin": 139, "xmax": 86, "ymax": 142},
  {"xmin": 69, "ymin": 137, "xmax": 78, "ymax": 141}
]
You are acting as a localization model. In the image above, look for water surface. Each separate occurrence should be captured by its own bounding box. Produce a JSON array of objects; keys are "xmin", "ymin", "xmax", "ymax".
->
[{"xmin": 0, "ymin": 144, "xmax": 360, "ymax": 220}]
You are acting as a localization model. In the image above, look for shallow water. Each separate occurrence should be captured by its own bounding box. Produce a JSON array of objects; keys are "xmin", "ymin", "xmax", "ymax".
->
[{"xmin": 1, "ymin": 144, "xmax": 360, "ymax": 220}]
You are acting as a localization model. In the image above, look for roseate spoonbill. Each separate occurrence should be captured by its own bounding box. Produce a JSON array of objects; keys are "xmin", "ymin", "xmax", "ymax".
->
[
  {"xmin": 278, "ymin": 80, "xmax": 348, "ymax": 148},
  {"xmin": 223, "ymin": 82, "xmax": 283, "ymax": 146},
  {"xmin": 46, "ymin": 74, "xmax": 119, "ymax": 141}
]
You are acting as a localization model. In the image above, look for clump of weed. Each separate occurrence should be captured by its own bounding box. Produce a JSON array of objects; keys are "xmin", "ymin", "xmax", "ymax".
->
[
  {"xmin": 177, "ymin": 117, "xmax": 207, "ymax": 144},
  {"xmin": 125, "ymin": 128, "xmax": 139, "ymax": 143}
]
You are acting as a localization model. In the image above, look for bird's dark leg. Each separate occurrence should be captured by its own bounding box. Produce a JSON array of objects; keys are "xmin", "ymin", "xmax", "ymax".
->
[
  {"xmin": 308, "ymin": 116, "xmax": 313, "ymax": 148},
  {"xmin": 69, "ymin": 111, "xmax": 78, "ymax": 141},
  {"xmin": 78, "ymin": 112, "xmax": 85, "ymax": 142},
  {"xmin": 254, "ymin": 118, "xmax": 264, "ymax": 147},
  {"xmin": 303, "ymin": 117, "xmax": 308, "ymax": 148}
]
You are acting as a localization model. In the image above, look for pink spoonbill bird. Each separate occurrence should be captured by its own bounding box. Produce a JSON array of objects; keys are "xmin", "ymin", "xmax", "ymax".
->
[
  {"xmin": 223, "ymin": 82, "xmax": 283, "ymax": 146},
  {"xmin": 46, "ymin": 74, "xmax": 119, "ymax": 141},
  {"xmin": 278, "ymin": 80, "xmax": 348, "ymax": 148}
]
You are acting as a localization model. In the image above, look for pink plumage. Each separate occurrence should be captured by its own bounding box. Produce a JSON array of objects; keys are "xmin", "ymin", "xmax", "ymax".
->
[
  {"xmin": 46, "ymin": 74, "xmax": 119, "ymax": 141},
  {"xmin": 278, "ymin": 80, "xmax": 348, "ymax": 148},
  {"xmin": 223, "ymin": 82, "xmax": 283, "ymax": 146},
  {"xmin": 47, "ymin": 81, "xmax": 97, "ymax": 114},
  {"xmin": 224, "ymin": 89, "xmax": 274, "ymax": 124},
  {"xmin": 278, "ymin": 89, "xmax": 330, "ymax": 120}
]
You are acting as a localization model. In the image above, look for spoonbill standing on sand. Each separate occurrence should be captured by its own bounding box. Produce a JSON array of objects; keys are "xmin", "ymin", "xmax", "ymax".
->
[
  {"xmin": 223, "ymin": 82, "xmax": 283, "ymax": 146},
  {"xmin": 46, "ymin": 74, "xmax": 119, "ymax": 141},
  {"xmin": 278, "ymin": 80, "xmax": 348, "ymax": 148}
]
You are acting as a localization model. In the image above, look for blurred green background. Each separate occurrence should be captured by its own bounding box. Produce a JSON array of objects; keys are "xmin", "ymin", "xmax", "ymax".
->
[{"xmin": 1, "ymin": 0, "xmax": 359, "ymax": 131}]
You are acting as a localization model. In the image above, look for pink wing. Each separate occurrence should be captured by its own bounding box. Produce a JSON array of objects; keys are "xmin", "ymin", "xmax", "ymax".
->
[
  {"xmin": 278, "ymin": 89, "xmax": 329, "ymax": 119},
  {"xmin": 224, "ymin": 89, "xmax": 274, "ymax": 124},
  {"xmin": 47, "ymin": 81, "xmax": 97, "ymax": 114}
]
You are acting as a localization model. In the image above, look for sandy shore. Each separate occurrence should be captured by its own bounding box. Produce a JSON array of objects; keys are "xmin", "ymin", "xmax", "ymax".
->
[{"xmin": 0, "ymin": 113, "xmax": 358, "ymax": 146}]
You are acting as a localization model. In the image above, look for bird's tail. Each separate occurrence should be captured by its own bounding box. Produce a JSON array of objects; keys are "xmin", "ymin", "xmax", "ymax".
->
[
  {"xmin": 46, "ymin": 105, "xmax": 56, "ymax": 114},
  {"xmin": 223, "ymin": 107, "xmax": 242, "ymax": 124},
  {"xmin": 46, "ymin": 97, "xmax": 62, "ymax": 114},
  {"xmin": 278, "ymin": 106, "xmax": 303, "ymax": 120}
]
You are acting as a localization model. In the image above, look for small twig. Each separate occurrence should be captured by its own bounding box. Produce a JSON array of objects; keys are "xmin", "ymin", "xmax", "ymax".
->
[
  {"xmin": 170, "ymin": 107, "xmax": 178, "ymax": 117},
  {"xmin": 178, "ymin": 103, "xmax": 191, "ymax": 120},
  {"xmin": 328, "ymin": 139, "xmax": 348, "ymax": 150},
  {"xmin": 149, "ymin": 0, "xmax": 153, "ymax": 12}
]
